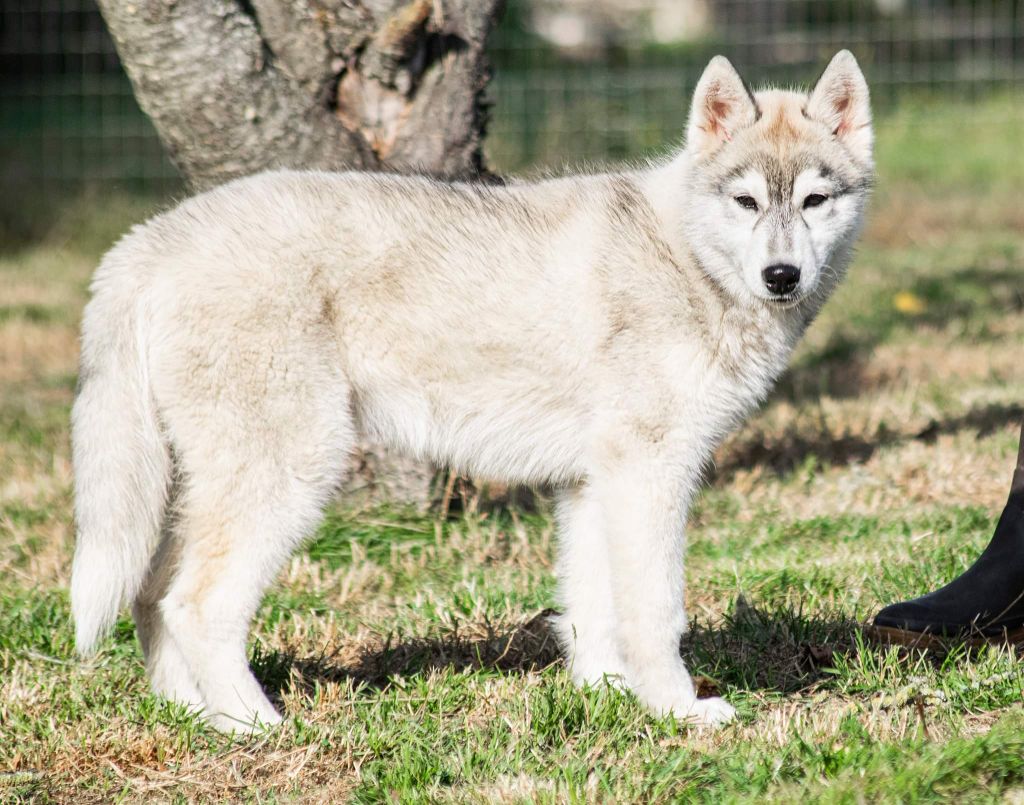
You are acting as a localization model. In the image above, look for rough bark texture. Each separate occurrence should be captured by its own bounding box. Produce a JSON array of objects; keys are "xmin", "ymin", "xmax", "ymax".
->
[{"xmin": 98, "ymin": 0, "xmax": 504, "ymax": 506}]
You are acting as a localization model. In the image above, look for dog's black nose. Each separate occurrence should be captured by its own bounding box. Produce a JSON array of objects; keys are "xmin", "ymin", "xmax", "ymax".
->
[{"xmin": 762, "ymin": 264, "xmax": 801, "ymax": 296}]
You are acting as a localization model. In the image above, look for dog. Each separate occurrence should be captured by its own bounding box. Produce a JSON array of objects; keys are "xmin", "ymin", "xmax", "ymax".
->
[{"xmin": 71, "ymin": 51, "xmax": 873, "ymax": 731}]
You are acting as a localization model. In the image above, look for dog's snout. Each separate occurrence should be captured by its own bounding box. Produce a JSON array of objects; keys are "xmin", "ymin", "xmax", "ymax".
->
[{"xmin": 762, "ymin": 264, "xmax": 801, "ymax": 296}]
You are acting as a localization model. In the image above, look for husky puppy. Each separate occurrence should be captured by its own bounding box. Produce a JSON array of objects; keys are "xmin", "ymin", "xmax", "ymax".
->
[{"xmin": 71, "ymin": 52, "xmax": 873, "ymax": 731}]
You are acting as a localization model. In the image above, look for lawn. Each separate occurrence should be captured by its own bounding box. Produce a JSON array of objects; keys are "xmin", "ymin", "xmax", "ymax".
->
[{"xmin": 2, "ymin": 97, "xmax": 1024, "ymax": 802}]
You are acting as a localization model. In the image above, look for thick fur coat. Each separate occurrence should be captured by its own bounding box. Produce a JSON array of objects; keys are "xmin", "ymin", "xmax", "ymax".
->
[{"xmin": 71, "ymin": 52, "xmax": 874, "ymax": 730}]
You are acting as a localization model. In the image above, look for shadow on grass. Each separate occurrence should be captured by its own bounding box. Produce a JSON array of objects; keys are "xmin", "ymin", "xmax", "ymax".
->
[
  {"xmin": 713, "ymin": 400, "xmax": 1023, "ymax": 482},
  {"xmin": 684, "ymin": 598, "xmax": 864, "ymax": 695},
  {"xmin": 253, "ymin": 600, "xmax": 885, "ymax": 701},
  {"xmin": 254, "ymin": 609, "xmax": 563, "ymax": 698}
]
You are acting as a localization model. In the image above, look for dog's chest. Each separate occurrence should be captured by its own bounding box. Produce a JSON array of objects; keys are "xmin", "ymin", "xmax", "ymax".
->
[{"xmin": 679, "ymin": 313, "xmax": 798, "ymax": 448}]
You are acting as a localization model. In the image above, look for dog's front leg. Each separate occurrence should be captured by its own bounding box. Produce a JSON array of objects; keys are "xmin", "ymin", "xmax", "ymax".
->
[{"xmin": 594, "ymin": 456, "xmax": 736, "ymax": 727}]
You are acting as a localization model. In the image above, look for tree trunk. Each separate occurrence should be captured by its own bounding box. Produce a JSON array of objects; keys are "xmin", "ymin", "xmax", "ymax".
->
[{"xmin": 97, "ymin": 0, "xmax": 504, "ymax": 506}]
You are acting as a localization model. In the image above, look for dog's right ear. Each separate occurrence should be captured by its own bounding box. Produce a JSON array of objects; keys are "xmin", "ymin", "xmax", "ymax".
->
[{"xmin": 686, "ymin": 56, "xmax": 757, "ymax": 157}]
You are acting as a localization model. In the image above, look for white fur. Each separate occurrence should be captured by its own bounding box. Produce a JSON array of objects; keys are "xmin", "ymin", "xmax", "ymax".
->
[{"xmin": 71, "ymin": 52, "xmax": 872, "ymax": 732}]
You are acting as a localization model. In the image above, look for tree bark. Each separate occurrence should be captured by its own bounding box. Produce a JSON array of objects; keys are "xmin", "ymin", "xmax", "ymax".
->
[{"xmin": 98, "ymin": 0, "xmax": 504, "ymax": 506}]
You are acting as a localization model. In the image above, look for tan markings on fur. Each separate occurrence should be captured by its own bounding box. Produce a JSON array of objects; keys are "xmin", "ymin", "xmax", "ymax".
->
[
  {"xmin": 632, "ymin": 417, "xmax": 669, "ymax": 445},
  {"xmin": 319, "ymin": 295, "xmax": 337, "ymax": 328},
  {"xmin": 756, "ymin": 91, "xmax": 812, "ymax": 151},
  {"xmin": 183, "ymin": 517, "xmax": 232, "ymax": 614},
  {"xmin": 766, "ymin": 103, "xmax": 799, "ymax": 144},
  {"xmin": 601, "ymin": 310, "xmax": 630, "ymax": 352}
]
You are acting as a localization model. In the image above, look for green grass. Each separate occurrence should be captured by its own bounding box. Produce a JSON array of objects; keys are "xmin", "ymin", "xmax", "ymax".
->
[{"xmin": 1, "ymin": 97, "xmax": 1024, "ymax": 802}]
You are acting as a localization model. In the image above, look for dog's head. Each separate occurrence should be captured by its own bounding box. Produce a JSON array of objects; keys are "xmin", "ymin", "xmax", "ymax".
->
[{"xmin": 681, "ymin": 51, "xmax": 874, "ymax": 309}]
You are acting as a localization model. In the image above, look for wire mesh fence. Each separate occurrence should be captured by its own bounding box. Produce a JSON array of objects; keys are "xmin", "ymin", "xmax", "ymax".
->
[
  {"xmin": 1, "ymin": 0, "xmax": 178, "ymax": 191},
  {"xmin": 1, "ymin": 0, "xmax": 1022, "ymax": 197},
  {"xmin": 486, "ymin": 0, "xmax": 1024, "ymax": 171}
]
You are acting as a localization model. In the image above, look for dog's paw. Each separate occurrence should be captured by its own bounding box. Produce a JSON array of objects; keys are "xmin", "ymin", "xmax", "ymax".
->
[
  {"xmin": 206, "ymin": 706, "xmax": 283, "ymax": 735},
  {"xmin": 568, "ymin": 657, "xmax": 630, "ymax": 690},
  {"xmin": 679, "ymin": 696, "xmax": 736, "ymax": 728}
]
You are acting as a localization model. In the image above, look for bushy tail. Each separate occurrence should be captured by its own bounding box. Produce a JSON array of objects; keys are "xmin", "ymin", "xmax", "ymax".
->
[{"xmin": 71, "ymin": 267, "xmax": 170, "ymax": 655}]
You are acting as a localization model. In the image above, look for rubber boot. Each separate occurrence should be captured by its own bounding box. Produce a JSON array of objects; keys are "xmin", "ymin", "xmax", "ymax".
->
[{"xmin": 868, "ymin": 423, "xmax": 1024, "ymax": 647}]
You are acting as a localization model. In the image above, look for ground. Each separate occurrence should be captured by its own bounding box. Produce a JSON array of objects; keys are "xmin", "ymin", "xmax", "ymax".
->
[{"xmin": 2, "ymin": 98, "xmax": 1024, "ymax": 803}]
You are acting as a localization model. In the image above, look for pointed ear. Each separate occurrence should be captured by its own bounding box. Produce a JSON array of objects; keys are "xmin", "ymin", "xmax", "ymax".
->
[
  {"xmin": 807, "ymin": 50, "xmax": 873, "ymax": 163},
  {"xmin": 686, "ymin": 56, "xmax": 758, "ymax": 157}
]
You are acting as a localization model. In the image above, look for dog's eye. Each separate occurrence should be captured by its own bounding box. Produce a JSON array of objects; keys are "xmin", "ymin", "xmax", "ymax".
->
[
  {"xmin": 803, "ymin": 193, "xmax": 829, "ymax": 209},
  {"xmin": 734, "ymin": 195, "xmax": 758, "ymax": 211}
]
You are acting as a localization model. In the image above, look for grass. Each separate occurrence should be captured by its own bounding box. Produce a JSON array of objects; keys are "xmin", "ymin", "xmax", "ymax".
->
[{"xmin": 2, "ymin": 97, "xmax": 1024, "ymax": 802}]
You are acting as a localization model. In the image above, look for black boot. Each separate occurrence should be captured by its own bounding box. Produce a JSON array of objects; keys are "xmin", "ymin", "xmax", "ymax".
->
[{"xmin": 869, "ymin": 423, "xmax": 1024, "ymax": 647}]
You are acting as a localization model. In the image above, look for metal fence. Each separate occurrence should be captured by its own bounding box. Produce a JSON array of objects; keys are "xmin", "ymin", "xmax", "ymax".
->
[{"xmin": 1, "ymin": 0, "xmax": 1022, "ymax": 196}]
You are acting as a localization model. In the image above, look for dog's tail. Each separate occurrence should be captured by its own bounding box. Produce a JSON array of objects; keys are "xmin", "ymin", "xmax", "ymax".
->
[{"xmin": 71, "ymin": 250, "xmax": 170, "ymax": 655}]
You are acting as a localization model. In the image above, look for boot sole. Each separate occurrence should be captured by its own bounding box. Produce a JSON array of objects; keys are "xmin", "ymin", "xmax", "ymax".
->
[{"xmin": 864, "ymin": 623, "xmax": 1024, "ymax": 651}]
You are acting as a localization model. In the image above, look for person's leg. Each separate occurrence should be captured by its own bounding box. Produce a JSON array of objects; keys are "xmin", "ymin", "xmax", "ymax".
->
[
  {"xmin": 1014, "ymin": 423, "xmax": 1024, "ymax": 495},
  {"xmin": 869, "ymin": 422, "xmax": 1024, "ymax": 645}
]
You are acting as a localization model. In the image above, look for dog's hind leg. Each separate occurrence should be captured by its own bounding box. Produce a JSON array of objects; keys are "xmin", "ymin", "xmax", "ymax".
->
[
  {"xmin": 157, "ymin": 369, "xmax": 353, "ymax": 733},
  {"xmin": 553, "ymin": 485, "xmax": 628, "ymax": 687},
  {"xmin": 133, "ymin": 519, "xmax": 204, "ymax": 712}
]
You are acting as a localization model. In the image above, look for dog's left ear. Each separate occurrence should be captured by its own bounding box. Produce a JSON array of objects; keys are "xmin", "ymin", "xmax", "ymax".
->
[{"xmin": 807, "ymin": 50, "xmax": 873, "ymax": 164}]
